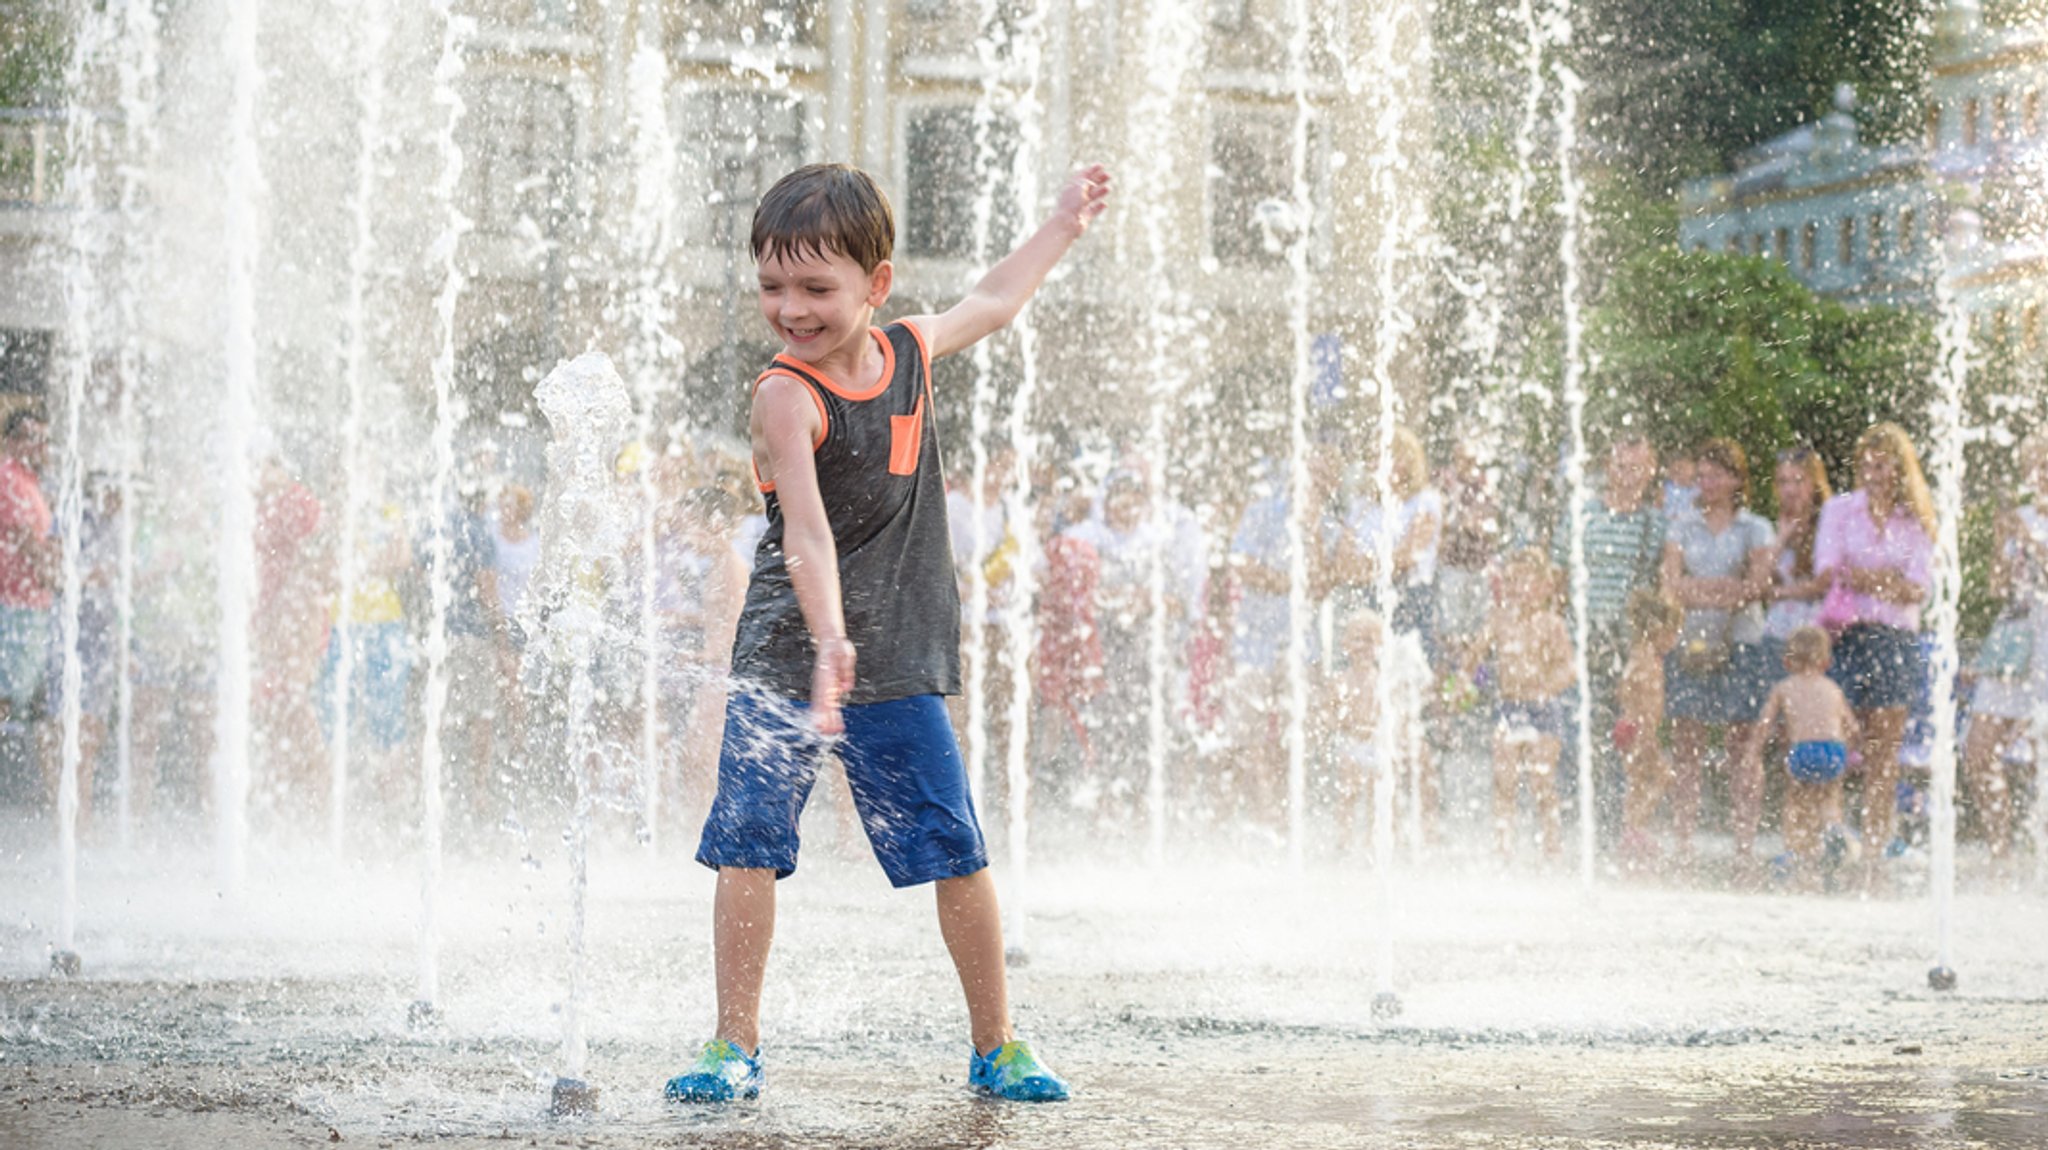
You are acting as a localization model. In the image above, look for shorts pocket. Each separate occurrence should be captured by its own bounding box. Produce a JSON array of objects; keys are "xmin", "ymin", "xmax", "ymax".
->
[{"xmin": 888, "ymin": 398, "xmax": 924, "ymax": 476}]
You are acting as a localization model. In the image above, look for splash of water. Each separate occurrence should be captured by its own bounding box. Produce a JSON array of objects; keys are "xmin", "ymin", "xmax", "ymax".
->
[
  {"xmin": 214, "ymin": 0, "xmax": 264, "ymax": 899},
  {"xmin": 1553, "ymin": 56, "xmax": 1595, "ymax": 887},
  {"xmin": 1128, "ymin": 0, "xmax": 1204, "ymax": 867},
  {"xmin": 416, "ymin": 0, "xmax": 473, "ymax": 1011},
  {"xmin": 1925, "ymin": 245, "xmax": 1971, "ymax": 978},
  {"xmin": 111, "ymin": 0, "xmax": 162, "ymax": 853},
  {"xmin": 1282, "ymin": 0, "xmax": 1316, "ymax": 871},
  {"xmin": 1000, "ymin": 0, "xmax": 1050, "ymax": 951},
  {"xmin": 961, "ymin": 0, "xmax": 1008, "ymax": 815},
  {"xmin": 526, "ymin": 351, "xmax": 633, "ymax": 1081},
  {"xmin": 54, "ymin": 5, "xmax": 114, "ymax": 955},
  {"xmin": 332, "ymin": 0, "xmax": 389, "ymax": 859},
  {"xmin": 623, "ymin": 10, "xmax": 683, "ymax": 852}
]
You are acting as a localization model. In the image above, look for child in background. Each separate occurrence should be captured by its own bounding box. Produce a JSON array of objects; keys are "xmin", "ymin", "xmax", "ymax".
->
[
  {"xmin": 1327, "ymin": 608, "xmax": 1382, "ymax": 851},
  {"xmin": 1746, "ymin": 626, "xmax": 1859, "ymax": 889},
  {"xmin": 1479, "ymin": 549, "xmax": 1575, "ymax": 860},
  {"xmin": 1615, "ymin": 589, "xmax": 1682, "ymax": 868}
]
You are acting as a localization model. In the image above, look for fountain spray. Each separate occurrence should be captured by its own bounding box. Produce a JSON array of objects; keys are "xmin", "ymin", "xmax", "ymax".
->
[
  {"xmin": 624, "ymin": 6, "xmax": 682, "ymax": 853},
  {"xmin": 413, "ymin": 0, "xmax": 473, "ymax": 1024},
  {"xmin": 1128, "ymin": 0, "xmax": 1203, "ymax": 867},
  {"xmin": 961, "ymin": 0, "xmax": 1007, "ymax": 813},
  {"xmin": 111, "ymin": 0, "xmax": 163, "ymax": 854},
  {"xmin": 1281, "ymin": 0, "xmax": 1315, "ymax": 873},
  {"xmin": 1924, "ymin": 240, "xmax": 1972, "ymax": 994},
  {"xmin": 214, "ymin": 0, "xmax": 264, "ymax": 901},
  {"xmin": 332, "ymin": 0, "xmax": 388, "ymax": 860},
  {"xmin": 1551, "ymin": 48, "xmax": 1596, "ymax": 889},
  {"xmin": 524, "ymin": 352, "xmax": 633, "ymax": 1117},
  {"xmin": 52, "ymin": 4, "xmax": 114, "ymax": 978},
  {"xmin": 1000, "ymin": 0, "xmax": 1050, "ymax": 958},
  {"xmin": 1365, "ymin": 0, "xmax": 1425, "ymax": 1019}
]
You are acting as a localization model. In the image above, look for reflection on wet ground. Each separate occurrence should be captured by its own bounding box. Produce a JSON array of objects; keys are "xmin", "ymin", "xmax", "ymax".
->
[{"xmin": 1, "ymin": 824, "xmax": 2044, "ymax": 1147}]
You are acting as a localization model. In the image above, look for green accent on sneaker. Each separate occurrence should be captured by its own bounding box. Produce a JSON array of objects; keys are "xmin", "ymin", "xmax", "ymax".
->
[
  {"xmin": 969, "ymin": 1038, "xmax": 1070, "ymax": 1102},
  {"xmin": 663, "ymin": 1038, "xmax": 762, "ymax": 1103}
]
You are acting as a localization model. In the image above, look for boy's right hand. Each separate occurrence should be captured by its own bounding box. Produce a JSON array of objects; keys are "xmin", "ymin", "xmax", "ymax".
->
[
  {"xmin": 810, "ymin": 637, "xmax": 857, "ymax": 735},
  {"xmin": 1054, "ymin": 163, "xmax": 1112, "ymax": 234}
]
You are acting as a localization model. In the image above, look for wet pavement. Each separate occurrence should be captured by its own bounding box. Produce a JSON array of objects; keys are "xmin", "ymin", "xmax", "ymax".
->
[{"xmin": 1, "ymin": 812, "xmax": 2045, "ymax": 1147}]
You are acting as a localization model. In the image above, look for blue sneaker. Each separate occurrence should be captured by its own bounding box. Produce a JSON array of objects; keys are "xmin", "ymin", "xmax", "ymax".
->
[
  {"xmin": 968, "ymin": 1039, "xmax": 1070, "ymax": 1102},
  {"xmin": 663, "ymin": 1039, "xmax": 762, "ymax": 1102}
]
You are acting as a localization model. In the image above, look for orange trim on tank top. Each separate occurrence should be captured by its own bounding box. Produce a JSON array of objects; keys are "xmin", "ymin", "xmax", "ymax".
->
[
  {"xmin": 772, "ymin": 327, "xmax": 894, "ymax": 402},
  {"xmin": 750, "ymin": 367, "xmax": 830, "ymax": 493}
]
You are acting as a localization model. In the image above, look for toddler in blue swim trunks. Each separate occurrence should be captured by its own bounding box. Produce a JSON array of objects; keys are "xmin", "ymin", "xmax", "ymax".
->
[{"xmin": 1747, "ymin": 626, "xmax": 1860, "ymax": 887}]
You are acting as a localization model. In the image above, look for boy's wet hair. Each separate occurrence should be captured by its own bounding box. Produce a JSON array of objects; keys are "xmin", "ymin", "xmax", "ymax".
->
[
  {"xmin": 751, "ymin": 164, "xmax": 895, "ymax": 273},
  {"xmin": 1784, "ymin": 625, "xmax": 1831, "ymax": 673},
  {"xmin": 1625, "ymin": 588, "xmax": 1680, "ymax": 641}
]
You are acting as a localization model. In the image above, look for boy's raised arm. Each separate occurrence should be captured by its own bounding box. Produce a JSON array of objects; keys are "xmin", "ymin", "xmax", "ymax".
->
[
  {"xmin": 755, "ymin": 375, "xmax": 856, "ymax": 733},
  {"xmin": 904, "ymin": 164, "xmax": 1111, "ymax": 362}
]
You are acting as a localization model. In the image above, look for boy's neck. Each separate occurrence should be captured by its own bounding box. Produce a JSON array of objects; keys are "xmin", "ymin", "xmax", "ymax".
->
[{"xmin": 799, "ymin": 314, "xmax": 880, "ymax": 385}]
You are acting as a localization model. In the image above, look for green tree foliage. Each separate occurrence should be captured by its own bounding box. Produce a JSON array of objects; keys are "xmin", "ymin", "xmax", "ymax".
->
[
  {"xmin": 1579, "ymin": 0, "xmax": 1928, "ymax": 195},
  {"xmin": 1591, "ymin": 246, "xmax": 1937, "ymax": 496},
  {"xmin": 0, "ymin": 2, "xmax": 67, "ymax": 108}
]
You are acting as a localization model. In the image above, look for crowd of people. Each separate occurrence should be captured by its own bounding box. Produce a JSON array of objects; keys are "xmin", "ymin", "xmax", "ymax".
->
[{"xmin": 1, "ymin": 399, "xmax": 2039, "ymax": 890}]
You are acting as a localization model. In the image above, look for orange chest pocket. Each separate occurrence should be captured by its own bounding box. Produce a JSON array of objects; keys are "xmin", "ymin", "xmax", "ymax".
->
[{"xmin": 888, "ymin": 395, "xmax": 925, "ymax": 477}]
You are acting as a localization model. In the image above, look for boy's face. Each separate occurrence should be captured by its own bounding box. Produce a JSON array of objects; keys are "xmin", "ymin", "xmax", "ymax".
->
[{"xmin": 756, "ymin": 246, "xmax": 892, "ymax": 365}]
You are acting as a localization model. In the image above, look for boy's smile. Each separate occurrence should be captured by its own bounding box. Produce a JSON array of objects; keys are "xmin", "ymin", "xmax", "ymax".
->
[{"xmin": 757, "ymin": 247, "xmax": 893, "ymax": 378}]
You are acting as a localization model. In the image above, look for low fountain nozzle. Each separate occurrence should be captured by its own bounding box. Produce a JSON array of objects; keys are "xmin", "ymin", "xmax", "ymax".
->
[
  {"xmin": 1927, "ymin": 965, "xmax": 1958, "ymax": 992},
  {"xmin": 550, "ymin": 1077, "xmax": 599, "ymax": 1116},
  {"xmin": 50, "ymin": 950, "xmax": 82, "ymax": 978}
]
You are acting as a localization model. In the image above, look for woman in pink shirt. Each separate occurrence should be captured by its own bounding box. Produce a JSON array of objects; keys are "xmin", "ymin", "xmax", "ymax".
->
[{"xmin": 1813, "ymin": 423, "xmax": 1935, "ymax": 871}]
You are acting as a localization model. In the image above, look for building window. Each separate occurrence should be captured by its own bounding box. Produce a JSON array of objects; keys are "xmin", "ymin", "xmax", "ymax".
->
[
  {"xmin": 2027, "ymin": 90, "xmax": 2041, "ymax": 138},
  {"xmin": 1927, "ymin": 101, "xmax": 1943, "ymax": 150},
  {"xmin": 1994, "ymin": 92, "xmax": 2010, "ymax": 143},
  {"xmin": 462, "ymin": 76, "xmax": 578, "ymax": 237},
  {"xmin": 2027, "ymin": 303, "xmax": 2041, "ymax": 354},
  {"xmin": 902, "ymin": 105, "xmax": 1021, "ymax": 259},
  {"xmin": 1750, "ymin": 232, "xmax": 1764, "ymax": 257},
  {"xmin": 1900, "ymin": 207, "xmax": 1917, "ymax": 257},
  {"xmin": 1868, "ymin": 212, "xmax": 1886, "ymax": 261},
  {"xmin": 1206, "ymin": 108, "xmax": 1328, "ymax": 268},
  {"xmin": 1839, "ymin": 217, "xmax": 1855, "ymax": 266},
  {"xmin": 1800, "ymin": 221, "xmax": 1816, "ymax": 271},
  {"xmin": 675, "ymin": 88, "xmax": 809, "ymax": 250},
  {"xmin": 1774, "ymin": 226, "xmax": 1789, "ymax": 262},
  {"xmin": 1995, "ymin": 308, "xmax": 2011, "ymax": 345},
  {"xmin": 1965, "ymin": 97, "xmax": 1980, "ymax": 147},
  {"xmin": 670, "ymin": 0, "xmax": 822, "ymax": 47}
]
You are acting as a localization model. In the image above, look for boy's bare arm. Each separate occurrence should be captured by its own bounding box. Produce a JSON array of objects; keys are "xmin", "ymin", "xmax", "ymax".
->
[
  {"xmin": 1746, "ymin": 686, "xmax": 1784, "ymax": 763},
  {"xmin": 755, "ymin": 376, "xmax": 855, "ymax": 732},
  {"xmin": 903, "ymin": 165, "xmax": 1111, "ymax": 361}
]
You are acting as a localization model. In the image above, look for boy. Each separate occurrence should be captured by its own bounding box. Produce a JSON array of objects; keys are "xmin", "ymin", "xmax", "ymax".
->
[
  {"xmin": 1746, "ymin": 626, "xmax": 1859, "ymax": 890},
  {"xmin": 665, "ymin": 162, "xmax": 1110, "ymax": 1105},
  {"xmin": 1614, "ymin": 589, "xmax": 1681, "ymax": 868}
]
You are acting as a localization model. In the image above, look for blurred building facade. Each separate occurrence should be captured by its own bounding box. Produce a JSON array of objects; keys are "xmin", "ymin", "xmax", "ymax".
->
[
  {"xmin": 1679, "ymin": 0, "xmax": 2048, "ymax": 346},
  {"xmin": 1, "ymin": 0, "xmax": 1431, "ymax": 491}
]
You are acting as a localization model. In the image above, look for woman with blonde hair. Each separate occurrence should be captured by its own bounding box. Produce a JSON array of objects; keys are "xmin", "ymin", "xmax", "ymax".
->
[
  {"xmin": 1814, "ymin": 422, "xmax": 1936, "ymax": 882},
  {"xmin": 1960, "ymin": 430, "xmax": 2048, "ymax": 866}
]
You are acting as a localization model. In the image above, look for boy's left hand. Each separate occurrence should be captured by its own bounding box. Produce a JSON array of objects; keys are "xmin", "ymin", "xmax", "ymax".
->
[{"xmin": 1056, "ymin": 164, "xmax": 1112, "ymax": 233}]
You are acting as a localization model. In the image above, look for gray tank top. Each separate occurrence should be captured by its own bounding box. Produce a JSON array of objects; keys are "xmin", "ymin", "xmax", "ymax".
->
[{"xmin": 729, "ymin": 323, "xmax": 962, "ymax": 704}]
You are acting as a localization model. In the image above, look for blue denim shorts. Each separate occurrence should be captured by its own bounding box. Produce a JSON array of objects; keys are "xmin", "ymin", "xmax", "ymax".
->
[
  {"xmin": 1829, "ymin": 624, "xmax": 1925, "ymax": 712},
  {"xmin": 696, "ymin": 692, "xmax": 989, "ymax": 888}
]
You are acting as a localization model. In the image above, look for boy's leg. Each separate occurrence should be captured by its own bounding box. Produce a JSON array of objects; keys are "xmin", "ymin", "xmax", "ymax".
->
[
  {"xmin": 714, "ymin": 867, "xmax": 777, "ymax": 1052},
  {"xmin": 935, "ymin": 869, "xmax": 1012, "ymax": 1054}
]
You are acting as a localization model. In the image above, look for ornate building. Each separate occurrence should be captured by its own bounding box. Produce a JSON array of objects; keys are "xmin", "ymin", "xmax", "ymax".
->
[{"xmin": 1679, "ymin": 0, "xmax": 2048, "ymax": 348}]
